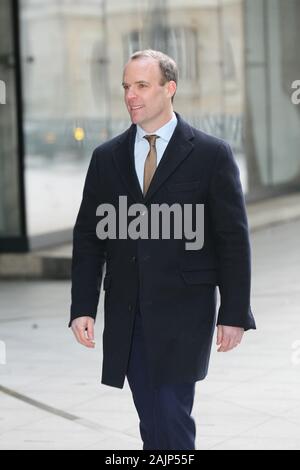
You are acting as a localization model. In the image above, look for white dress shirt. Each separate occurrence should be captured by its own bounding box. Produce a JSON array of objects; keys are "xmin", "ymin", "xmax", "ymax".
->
[{"xmin": 134, "ymin": 112, "xmax": 178, "ymax": 191}]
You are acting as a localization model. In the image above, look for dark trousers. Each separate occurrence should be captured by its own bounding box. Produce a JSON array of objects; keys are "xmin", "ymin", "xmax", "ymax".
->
[{"xmin": 126, "ymin": 309, "xmax": 196, "ymax": 450}]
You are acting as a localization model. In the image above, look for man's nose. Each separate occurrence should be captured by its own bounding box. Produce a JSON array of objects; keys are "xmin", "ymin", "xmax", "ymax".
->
[{"xmin": 127, "ymin": 88, "xmax": 137, "ymax": 100}]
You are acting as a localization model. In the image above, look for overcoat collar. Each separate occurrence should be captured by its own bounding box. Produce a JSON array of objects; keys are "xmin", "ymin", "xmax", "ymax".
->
[{"xmin": 112, "ymin": 112, "xmax": 195, "ymax": 204}]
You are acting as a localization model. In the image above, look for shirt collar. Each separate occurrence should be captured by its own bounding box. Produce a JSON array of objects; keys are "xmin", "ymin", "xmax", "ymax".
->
[{"xmin": 136, "ymin": 112, "xmax": 177, "ymax": 143}]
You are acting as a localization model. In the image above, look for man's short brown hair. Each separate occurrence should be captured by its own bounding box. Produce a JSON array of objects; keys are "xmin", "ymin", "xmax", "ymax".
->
[{"xmin": 129, "ymin": 49, "xmax": 178, "ymax": 102}]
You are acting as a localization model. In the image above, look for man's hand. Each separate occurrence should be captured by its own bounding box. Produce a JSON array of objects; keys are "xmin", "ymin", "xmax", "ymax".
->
[
  {"xmin": 217, "ymin": 325, "xmax": 244, "ymax": 352},
  {"xmin": 71, "ymin": 317, "xmax": 95, "ymax": 349}
]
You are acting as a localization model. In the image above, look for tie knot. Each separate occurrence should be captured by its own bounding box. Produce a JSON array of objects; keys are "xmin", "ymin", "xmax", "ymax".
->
[{"xmin": 144, "ymin": 134, "xmax": 159, "ymax": 147}]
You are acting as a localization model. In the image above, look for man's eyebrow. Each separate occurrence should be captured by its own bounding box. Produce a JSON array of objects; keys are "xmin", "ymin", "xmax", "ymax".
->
[{"xmin": 122, "ymin": 80, "xmax": 151, "ymax": 86}]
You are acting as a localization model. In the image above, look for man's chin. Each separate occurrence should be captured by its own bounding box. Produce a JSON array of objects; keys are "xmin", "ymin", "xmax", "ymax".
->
[
  {"xmin": 130, "ymin": 115, "xmax": 143, "ymax": 125},
  {"xmin": 128, "ymin": 109, "xmax": 146, "ymax": 125}
]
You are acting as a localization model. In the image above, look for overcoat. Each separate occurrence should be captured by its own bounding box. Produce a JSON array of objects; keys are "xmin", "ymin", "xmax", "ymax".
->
[{"xmin": 70, "ymin": 113, "xmax": 256, "ymax": 388}]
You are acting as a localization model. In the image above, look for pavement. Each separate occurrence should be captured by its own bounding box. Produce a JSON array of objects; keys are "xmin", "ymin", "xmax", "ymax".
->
[{"xmin": 1, "ymin": 213, "xmax": 300, "ymax": 449}]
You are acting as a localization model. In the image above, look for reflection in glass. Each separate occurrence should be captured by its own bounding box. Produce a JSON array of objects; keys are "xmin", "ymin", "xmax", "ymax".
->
[{"xmin": 20, "ymin": 0, "xmax": 300, "ymax": 237}]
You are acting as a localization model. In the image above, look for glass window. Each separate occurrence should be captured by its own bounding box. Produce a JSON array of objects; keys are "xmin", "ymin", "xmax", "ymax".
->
[
  {"xmin": 0, "ymin": 0, "xmax": 22, "ymax": 238},
  {"xmin": 19, "ymin": 0, "xmax": 300, "ymax": 242},
  {"xmin": 20, "ymin": 0, "xmax": 109, "ymax": 237},
  {"xmin": 244, "ymin": 0, "xmax": 300, "ymax": 193},
  {"xmin": 125, "ymin": 26, "xmax": 198, "ymax": 81}
]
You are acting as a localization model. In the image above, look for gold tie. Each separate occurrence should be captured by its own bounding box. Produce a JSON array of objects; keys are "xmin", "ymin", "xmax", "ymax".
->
[{"xmin": 143, "ymin": 134, "xmax": 159, "ymax": 196}]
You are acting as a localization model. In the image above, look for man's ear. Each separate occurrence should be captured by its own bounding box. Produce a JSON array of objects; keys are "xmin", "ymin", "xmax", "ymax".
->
[{"xmin": 167, "ymin": 80, "xmax": 177, "ymax": 100}]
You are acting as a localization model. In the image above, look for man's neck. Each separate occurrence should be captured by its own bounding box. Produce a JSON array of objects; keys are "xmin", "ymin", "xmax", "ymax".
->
[{"xmin": 140, "ymin": 110, "xmax": 174, "ymax": 133}]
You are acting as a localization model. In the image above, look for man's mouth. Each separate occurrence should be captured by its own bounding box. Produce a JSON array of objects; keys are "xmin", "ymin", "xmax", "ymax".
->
[{"xmin": 130, "ymin": 105, "xmax": 144, "ymax": 111}]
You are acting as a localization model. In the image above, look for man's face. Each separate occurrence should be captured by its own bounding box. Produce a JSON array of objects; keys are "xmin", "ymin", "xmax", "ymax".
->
[{"xmin": 123, "ymin": 58, "xmax": 175, "ymax": 131}]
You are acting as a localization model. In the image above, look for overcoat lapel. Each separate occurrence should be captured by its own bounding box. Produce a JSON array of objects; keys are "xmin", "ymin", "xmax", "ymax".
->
[{"xmin": 112, "ymin": 114, "xmax": 195, "ymax": 204}]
